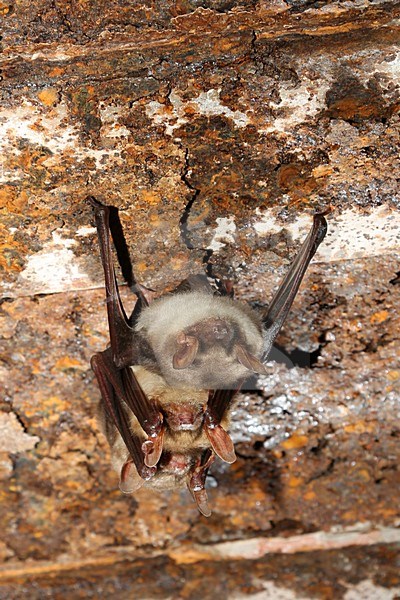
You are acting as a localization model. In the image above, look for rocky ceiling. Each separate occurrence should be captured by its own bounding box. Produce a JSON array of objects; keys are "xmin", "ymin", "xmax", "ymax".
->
[{"xmin": 0, "ymin": 1, "xmax": 399, "ymax": 598}]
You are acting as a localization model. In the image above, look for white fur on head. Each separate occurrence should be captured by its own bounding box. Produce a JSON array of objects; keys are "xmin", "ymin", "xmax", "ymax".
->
[{"xmin": 135, "ymin": 292, "xmax": 264, "ymax": 389}]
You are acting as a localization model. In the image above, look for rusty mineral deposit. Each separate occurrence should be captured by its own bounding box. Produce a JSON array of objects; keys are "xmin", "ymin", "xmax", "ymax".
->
[{"xmin": 0, "ymin": 0, "xmax": 399, "ymax": 598}]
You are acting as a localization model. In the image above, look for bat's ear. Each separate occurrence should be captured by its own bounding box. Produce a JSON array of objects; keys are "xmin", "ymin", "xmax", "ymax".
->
[
  {"xmin": 235, "ymin": 344, "xmax": 269, "ymax": 375},
  {"xmin": 205, "ymin": 425, "xmax": 236, "ymax": 464},
  {"xmin": 173, "ymin": 335, "xmax": 199, "ymax": 369}
]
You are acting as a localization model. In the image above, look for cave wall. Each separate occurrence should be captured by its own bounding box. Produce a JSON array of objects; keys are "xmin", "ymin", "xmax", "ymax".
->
[{"xmin": 0, "ymin": 1, "xmax": 399, "ymax": 598}]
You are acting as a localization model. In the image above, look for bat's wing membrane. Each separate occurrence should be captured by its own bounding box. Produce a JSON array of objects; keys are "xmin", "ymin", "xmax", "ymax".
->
[
  {"xmin": 203, "ymin": 214, "xmax": 327, "ymax": 466},
  {"xmin": 262, "ymin": 213, "xmax": 327, "ymax": 361},
  {"xmin": 91, "ymin": 351, "xmax": 156, "ymax": 486},
  {"xmin": 89, "ymin": 198, "xmax": 165, "ymax": 479},
  {"xmin": 89, "ymin": 197, "xmax": 146, "ymax": 368}
]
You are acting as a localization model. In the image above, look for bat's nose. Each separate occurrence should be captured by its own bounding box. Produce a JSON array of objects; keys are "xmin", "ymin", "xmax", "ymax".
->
[
  {"xmin": 200, "ymin": 318, "xmax": 233, "ymax": 344},
  {"xmin": 212, "ymin": 322, "xmax": 229, "ymax": 339},
  {"xmin": 165, "ymin": 405, "xmax": 204, "ymax": 432}
]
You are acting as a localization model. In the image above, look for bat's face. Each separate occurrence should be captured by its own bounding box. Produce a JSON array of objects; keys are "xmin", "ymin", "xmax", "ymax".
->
[
  {"xmin": 136, "ymin": 292, "xmax": 266, "ymax": 390},
  {"xmin": 161, "ymin": 401, "xmax": 204, "ymax": 432}
]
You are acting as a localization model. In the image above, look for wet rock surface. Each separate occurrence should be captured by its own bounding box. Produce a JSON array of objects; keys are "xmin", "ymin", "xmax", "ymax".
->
[{"xmin": 0, "ymin": 0, "xmax": 399, "ymax": 597}]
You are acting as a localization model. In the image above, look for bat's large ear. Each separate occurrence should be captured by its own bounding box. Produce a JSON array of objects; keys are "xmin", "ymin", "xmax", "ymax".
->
[
  {"xmin": 205, "ymin": 425, "xmax": 236, "ymax": 464},
  {"xmin": 88, "ymin": 197, "xmax": 141, "ymax": 369},
  {"xmin": 173, "ymin": 335, "xmax": 199, "ymax": 369},
  {"xmin": 235, "ymin": 343, "xmax": 269, "ymax": 375}
]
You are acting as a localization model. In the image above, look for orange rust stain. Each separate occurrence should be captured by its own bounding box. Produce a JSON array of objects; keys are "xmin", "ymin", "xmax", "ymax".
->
[
  {"xmin": 42, "ymin": 396, "xmax": 71, "ymax": 412},
  {"xmin": 171, "ymin": 253, "xmax": 189, "ymax": 271},
  {"xmin": 343, "ymin": 420, "xmax": 376, "ymax": 434},
  {"xmin": 183, "ymin": 104, "xmax": 198, "ymax": 117},
  {"xmin": 141, "ymin": 190, "xmax": 162, "ymax": 205},
  {"xmin": 37, "ymin": 88, "xmax": 59, "ymax": 107},
  {"xmin": 54, "ymin": 356, "xmax": 86, "ymax": 371},
  {"xmin": 277, "ymin": 164, "xmax": 318, "ymax": 197},
  {"xmin": 135, "ymin": 261, "xmax": 148, "ymax": 273},
  {"xmin": 288, "ymin": 476, "xmax": 304, "ymax": 488},
  {"xmin": 277, "ymin": 164, "xmax": 301, "ymax": 190},
  {"xmin": 0, "ymin": 187, "xmax": 30, "ymax": 214},
  {"xmin": 379, "ymin": 508, "xmax": 399, "ymax": 519},
  {"xmin": 356, "ymin": 469, "xmax": 371, "ymax": 482},
  {"xmin": 30, "ymin": 360, "xmax": 42, "ymax": 375},
  {"xmin": 0, "ymin": 2, "xmax": 11, "ymax": 15},
  {"xmin": 169, "ymin": 545, "xmax": 212, "ymax": 565},
  {"xmin": 370, "ymin": 310, "xmax": 389, "ymax": 324},
  {"xmin": 49, "ymin": 67, "xmax": 65, "ymax": 77},
  {"xmin": 387, "ymin": 370, "xmax": 399, "ymax": 382},
  {"xmin": 327, "ymin": 97, "xmax": 380, "ymax": 120},
  {"xmin": 312, "ymin": 164, "xmax": 333, "ymax": 179},
  {"xmin": 149, "ymin": 213, "xmax": 161, "ymax": 225},
  {"xmin": 0, "ymin": 236, "xmax": 27, "ymax": 273},
  {"xmin": 342, "ymin": 510, "xmax": 357, "ymax": 521},
  {"xmin": 213, "ymin": 37, "xmax": 239, "ymax": 53},
  {"xmin": 282, "ymin": 432, "xmax": 309, "ymax": 450},
  {"xmin": 0, "ymin": 185, "xmax": 17, "ymax": 209},
  {"xmin": 304, "ymin": 490, "xmax": 317, "ymax": 501}
]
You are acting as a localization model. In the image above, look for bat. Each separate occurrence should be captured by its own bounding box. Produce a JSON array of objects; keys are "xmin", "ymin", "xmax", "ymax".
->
[{"xmin": 89, "ymin": 197, "xmax": 327, "ymax": 516}]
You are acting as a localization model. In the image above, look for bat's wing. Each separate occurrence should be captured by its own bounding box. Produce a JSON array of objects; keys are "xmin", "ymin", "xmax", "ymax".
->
[
  {"xmin": 88, "ymin": 197, "xmax": 150, "ymax": 368},
  {"xmin": 91, "ymin": 349, "xmax": 165, "ymax": 480},
  {"xmin": 202, "ymin": 214, "xmax": 327, "ymax": 466},
  {"xmin": 261, "ymin": 213, "xmax": 327, "ymax": 361},
  {"xmin": 89, "ymin": 198, "xmax": 165, "ymax": 479}
]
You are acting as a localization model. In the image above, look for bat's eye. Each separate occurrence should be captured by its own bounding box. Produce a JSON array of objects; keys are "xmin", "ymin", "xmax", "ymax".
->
[
  {"xmin": 212, "ymin": 322, "xmax": 229, "ymax": 339},
  {"xmin": 192, "ymin": 317, "xmax": 233, "ymax": 345}
]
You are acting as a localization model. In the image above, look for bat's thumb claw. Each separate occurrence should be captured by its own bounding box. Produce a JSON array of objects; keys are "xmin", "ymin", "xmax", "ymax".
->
[
  {"xmin": 142, "ymin": 429, "xmax": 164, "ymax": 467},
  {"xmin": 119, "ymin": 459, "xmax": 146, "ymax": 493}
]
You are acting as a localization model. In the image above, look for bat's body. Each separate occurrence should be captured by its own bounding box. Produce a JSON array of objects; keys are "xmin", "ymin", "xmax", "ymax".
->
[
  {"xmin": 89, "ymin": 197, "xmax": 327, "ymax": 515},
  {"xmin": 106, "ymin": 365, "xmax": 213, "ymax": 492}
]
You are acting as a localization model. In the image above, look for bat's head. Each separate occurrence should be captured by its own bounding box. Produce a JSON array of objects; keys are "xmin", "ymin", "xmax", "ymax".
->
[{"xmin": 136, "ymin": 292, "xmax": 267, "ymax": 389}]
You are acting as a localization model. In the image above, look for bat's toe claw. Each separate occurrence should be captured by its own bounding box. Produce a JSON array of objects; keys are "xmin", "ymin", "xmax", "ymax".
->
[{"xmin": 193, "ymin": 488, "xmax": 212, "ymax": 517}]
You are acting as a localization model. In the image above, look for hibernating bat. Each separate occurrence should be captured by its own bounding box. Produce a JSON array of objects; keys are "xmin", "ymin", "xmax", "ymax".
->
[{"xmin": 89, "ymin": 197, "xmax": 327, "ymax": 516}]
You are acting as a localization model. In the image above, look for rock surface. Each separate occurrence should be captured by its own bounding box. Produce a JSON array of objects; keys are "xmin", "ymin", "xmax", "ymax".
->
[{"xmin": 0, "ymin": 0, "xmax": 399, "ymax": 598}]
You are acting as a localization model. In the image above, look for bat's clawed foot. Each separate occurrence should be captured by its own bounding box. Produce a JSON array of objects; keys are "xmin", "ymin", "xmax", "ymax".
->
[
  {"xmin": 192, "ymin": 488, "xmax": 211, "ymax": 518},
  {"xmin": 188, "ymin": 452, "xmax": 215, "ymax": 517}
]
